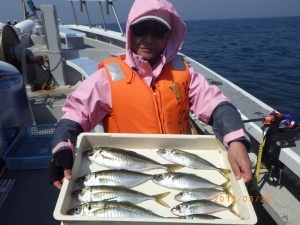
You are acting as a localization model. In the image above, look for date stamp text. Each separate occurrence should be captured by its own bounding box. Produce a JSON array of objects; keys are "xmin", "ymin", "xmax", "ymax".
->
[{"xmin": 213, "ymin": 195, "xmax": 271, "ymax": 203}]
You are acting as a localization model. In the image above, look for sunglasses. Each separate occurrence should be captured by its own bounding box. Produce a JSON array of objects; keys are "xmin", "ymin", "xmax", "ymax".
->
[{"xmin": 131, "ymin": 22, "xmax": 170, "ymax": 39}]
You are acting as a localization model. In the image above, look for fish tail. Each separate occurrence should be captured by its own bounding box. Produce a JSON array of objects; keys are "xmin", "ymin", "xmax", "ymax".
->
[
  {"xmin": 165, "ymin": 164, "xmax": 184, "ymax": 172},
  {"xmin": 228, "ymin": 202, "xmax": 242, "ymax": 219},
  {"xmin": 154, "ymin": 192, "xmax": 171, "ymax": 208},
  {"xmin": 225, "ymin": 189, "xmax": 235, "ymax": 199},
  {"xmin": 219, "ymin": 168, "xmax": 231, "ymax": 180},
  {"xmin": 221, "ymin": 180, "xmax": 231, "ymax": 191}
]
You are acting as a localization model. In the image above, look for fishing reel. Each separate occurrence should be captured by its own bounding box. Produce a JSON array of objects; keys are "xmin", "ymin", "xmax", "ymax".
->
[
  {"xmin": 262, "ymin": 112, "xmax": 300, "ymax": 180},
  {"xmin": 245, "ymin": 111, "xmax": 300, "ymax": 185}
]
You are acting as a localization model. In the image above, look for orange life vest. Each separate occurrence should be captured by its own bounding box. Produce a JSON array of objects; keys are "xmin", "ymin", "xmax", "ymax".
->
[{"xmin": 98, "ymin": 54, "xmax": 191, "ymax": 134}]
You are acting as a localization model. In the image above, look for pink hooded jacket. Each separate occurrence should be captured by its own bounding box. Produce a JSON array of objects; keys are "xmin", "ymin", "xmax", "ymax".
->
[{"xmin": 52, "ymin": 0, "xmax": 249, "ymax": 153}]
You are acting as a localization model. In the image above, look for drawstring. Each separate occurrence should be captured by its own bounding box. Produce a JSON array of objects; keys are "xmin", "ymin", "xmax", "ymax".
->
[{"xmin": 127, "ymin": 67, "xmax": 137, "ymax": 84}]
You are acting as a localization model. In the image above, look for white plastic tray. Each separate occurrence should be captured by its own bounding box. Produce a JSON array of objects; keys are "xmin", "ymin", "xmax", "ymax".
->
[{"xmin": 54, "ymin": 133, "xmax": 257, "ymax": 225}]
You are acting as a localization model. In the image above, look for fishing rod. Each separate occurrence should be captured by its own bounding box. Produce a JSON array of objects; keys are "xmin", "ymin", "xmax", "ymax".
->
[{"xmin": 243, "ymin": 111, "xmax": 300, "ymax": 129}]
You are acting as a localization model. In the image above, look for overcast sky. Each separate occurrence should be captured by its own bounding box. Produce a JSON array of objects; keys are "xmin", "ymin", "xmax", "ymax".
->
[{"xmin": 1, "ymin": 0, "xmax": 300, "ymax": 25}]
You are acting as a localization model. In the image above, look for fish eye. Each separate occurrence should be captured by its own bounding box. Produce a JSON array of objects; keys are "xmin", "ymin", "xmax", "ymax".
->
[
  {"xmin": 85, "ymin": 148, "xmax": 92, "ymax": 153},
  {"xmin": 158, "ymin": 149, "xmax": 166, "ymax": 154},
  {"xmin": 157, "ymin": 174, "xmax": 164, "ymax": 181},
  {"xmin": 177, "ymin": 192, "xmax": 183, "ymax": 197},
  {"xmin": 79, "ymin": 189, "xmax": 86, "ymax": 195},
  {"xmin": 74, "ymin": 206, "xmax": 82, "ymax": 214}
]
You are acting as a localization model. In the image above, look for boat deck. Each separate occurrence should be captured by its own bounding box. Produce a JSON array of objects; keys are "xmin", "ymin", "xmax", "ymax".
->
[{"xmin": 0, "ymin": 169, "xmax": 60, "ymax": 225}]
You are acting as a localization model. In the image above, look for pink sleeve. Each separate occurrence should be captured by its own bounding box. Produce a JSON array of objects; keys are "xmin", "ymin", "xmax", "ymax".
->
[
  {"xmin": 189, "ymin": 67, "xmax": 229, "ymax": 124},
  {"xmin": 61, "ymin": 69, "xmax": 112, "ymax": 131},
  {"xmin": 223, "ymin": 129, "xmax": 250, "ymax": 148}
]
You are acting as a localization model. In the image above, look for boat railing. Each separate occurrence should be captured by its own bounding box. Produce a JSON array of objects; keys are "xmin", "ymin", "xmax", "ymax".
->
[
  {"xmin": 70, "ymin": 0, "xmax": 124, "ymax": 35},
  {"xmin": 22, "ymin": 0, "xmax": 124, "ymax": 35}
]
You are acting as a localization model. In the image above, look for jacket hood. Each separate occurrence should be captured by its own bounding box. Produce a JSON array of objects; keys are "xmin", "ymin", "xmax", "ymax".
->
[{"xmin": 125, "ymin": 0, "xmax": 186, "ymax": 69}]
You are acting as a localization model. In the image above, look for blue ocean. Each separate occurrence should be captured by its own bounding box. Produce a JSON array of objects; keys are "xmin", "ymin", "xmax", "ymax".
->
[
  {"xmin": 182, "ymin": 17, "xmax": 300, "ymax": 114},
  {"xmin": 108, "ymin": 16, "xmax": 300, "ymax": 114}
]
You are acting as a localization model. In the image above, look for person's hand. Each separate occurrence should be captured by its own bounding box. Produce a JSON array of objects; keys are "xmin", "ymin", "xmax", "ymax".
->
[
  {"xmin": 227, "ymin": 141, "xmax": 252, "ymax": 182},
  {"xmin": 49, "ymin": 149, "xmax": 73, "ymax": 189}
]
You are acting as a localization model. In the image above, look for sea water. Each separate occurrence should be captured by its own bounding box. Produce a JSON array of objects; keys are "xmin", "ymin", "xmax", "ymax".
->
[{"xmin": 182, "ymin": 17, "xmax": 300, "ymax": 114}]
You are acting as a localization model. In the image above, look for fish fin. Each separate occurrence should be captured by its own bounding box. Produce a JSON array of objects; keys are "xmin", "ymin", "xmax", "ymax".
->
[
  {"xmin": 228, "ymin": 202, "xmax": 242, "ymax": 219},
  {"xmin": 165, "ymin": 164, "xmax": 184, "ymax": 172},
  {"xmin": 153, "ymin": 192, "xmax": 171, "ymax": 208},
  {"xmin": 219, "ymin": 168, "xmax": 231, "ymax": 181}
]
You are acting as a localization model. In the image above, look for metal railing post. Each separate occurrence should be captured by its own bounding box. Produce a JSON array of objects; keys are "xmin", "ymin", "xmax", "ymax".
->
[
  {"xmin": 108, "ymin": 1, "xmax": 124, "ymax": 35},
  {"xmin": 70, "ymin": 0, "xmax": 78, "ymax": 26},
  {"xmin": 98, "ymin": 1, "xmax": 106, "ymax": 30}
]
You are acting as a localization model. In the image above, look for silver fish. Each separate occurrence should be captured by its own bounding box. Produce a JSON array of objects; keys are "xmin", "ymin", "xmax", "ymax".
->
[
  {"xmin": 157, "ymin": 149, "xmax": 231, "ymax": 180},
  {"xmin": 181, "ymin": 214, "xmax": 221, "ymax": 219},
  {"xmin": 171, "ymin": 200, "xmax": 240, "ymax": 218},
  {"xmin": 85, "ymin": 147, "xmax": 182, "ymax": 171},
  {"xmin": 67, "ymin": 201, "xmax": 164, "ymax": 218},
  {"xmin": 76, "ymin": 169, "xmax": 153, "ymax": 187},
  {"xmin": 174, "ymin": 188, "xmax": 234, "ymax": 202},
  {"xmin": 72, "ymin": 186, "xmax": 170, "ymax": 208},
  {"xmin": 152, "ymin": 172, "xmax": 230, "ymax": 190}
]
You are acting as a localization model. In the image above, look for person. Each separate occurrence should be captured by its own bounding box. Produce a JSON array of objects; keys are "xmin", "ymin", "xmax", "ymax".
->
[{"xmin": 49, "ymin": 0, "xmax": 252, "ymax": 190}]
